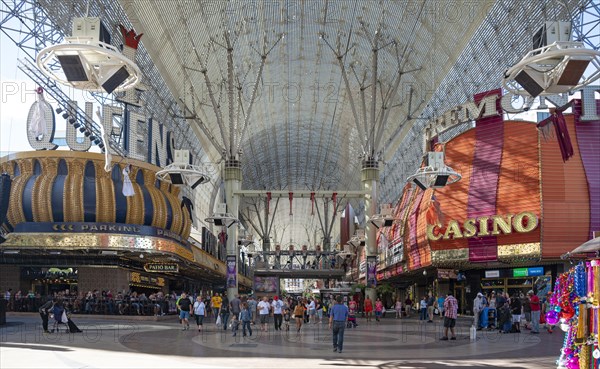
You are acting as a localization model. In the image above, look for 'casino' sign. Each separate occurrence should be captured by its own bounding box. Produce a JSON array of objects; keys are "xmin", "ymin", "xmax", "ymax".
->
[{"xmin": 427, "ymin": 211, "xmax": 538, "ymax": 241}]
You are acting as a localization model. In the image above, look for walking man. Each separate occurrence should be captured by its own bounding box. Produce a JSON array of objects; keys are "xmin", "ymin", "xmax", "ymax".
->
[
  {"xmin": 257, "ymin": 296, "xmax": 271, "ymax": 332},
  {"xmin": 177, "ymin": 292, "xmax": 192, "ymax": 331},
  {"xmin": 230, "ymin": 294, "xmax": 242, "ymax": 320},
  {"xmin": 473, "ymin": 293, "xmax": 484, "ymax": 329},
  {"xmin": 271, "ymin": 296, "xmax": 284, "ymax": 330},
  {"xmin": 529, "ymin": 290, "xmax": 541, "ymax": 334},
  {"xmin": 441, "ymin": 292, "xmax": 458, "ymax": 341},
  {"xmin": 211, "ymin": 293, "xmax": 222, "ymax": 321},
  {"xmin": 329, "ymin": 295, "xmax": 349, "ymax": 353},
  {"xmin": 247, "ymin": 295, "xmax": 257, "ymax": 325},
  {"xmin": 427, "ymin": 293, "xmax": 435, "ymax": 322}
]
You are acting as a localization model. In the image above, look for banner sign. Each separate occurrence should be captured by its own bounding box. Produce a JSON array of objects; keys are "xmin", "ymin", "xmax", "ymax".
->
[
  {"xmin": 226, "ymin": 255, "xmax": 237, "ymax": 288},
  {"xmin": 130, "ymin": 271, "xmax": 165, "ymax": 288},
  {"xmin": 513, "ymin": 267, "xmax": 544, "ymax": 277},
  {"xmin": 253, "ymin": 276, "xmax": 279, "ymax": 294},
  {"xmin": 485, "ymin": 270, "xmax": 500, "ymax": 278},
  {"xmin": 437, "ymin": 269, "xmax": 458, "ymax": 279},
  {"xmin": 144, "ymin": 263, "xmax": 179, "ymax": 273},
  {"xmin": 367, "ymin": 256, "xmax": 377, "ymax": 288},
  {"xmin": 14, "ymin": 222, "xmax": 192, "ymax": 251}
]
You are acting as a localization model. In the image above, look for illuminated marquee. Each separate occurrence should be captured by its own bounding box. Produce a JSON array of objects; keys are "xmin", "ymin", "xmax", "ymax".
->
[
  {"xmin": 427, "ymin": 211, "xmax": 539, "ymax": 241},
  {"xmin": 422, "ymin": 86, "xmax": 600, "ymax": 151}
]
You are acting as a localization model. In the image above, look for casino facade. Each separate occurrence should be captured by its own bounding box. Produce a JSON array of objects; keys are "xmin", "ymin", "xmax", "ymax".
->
[
  {"xmin": 0, "ymin": 151, "xmax": 251, "ymax": 296},
  {"xmin": 371, "ymin": 97, "xmax": 600, "ymax": 313}
]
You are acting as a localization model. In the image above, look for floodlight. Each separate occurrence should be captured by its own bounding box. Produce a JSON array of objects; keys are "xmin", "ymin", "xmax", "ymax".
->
[
  {"xmin": 36, "ymin": 17, "xmax": 141, "ymax": 93},
  {"xmin": 369, "ymin": 203, "xmax": 397, "ymax": 229},
  {"xmin": 56, "ymin": 55, "xmax": 89, "ymax": 82},
  {"xmin": 407, "ymin": 151, "xmax": 461, "ymax": 191},
  {"xmin": 97, "ymin": 65, "xmax": 130, "ymax": 94},
  {"xmin": 205, "ymin": 203, "xmax": 239, "ymax": 228},
  {"xmin": 156, "ymin": 150, "xmax": 210, "ymax": 189},
  {"xmin": 338, "ymin": 244, "xmax": 355, "ymax": 258}
]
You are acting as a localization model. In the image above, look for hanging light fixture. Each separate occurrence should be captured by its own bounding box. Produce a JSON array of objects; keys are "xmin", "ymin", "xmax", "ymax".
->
[
  {"xmin": 503, "ymin": 21, "xmax": 600, "ymax": 97},
  {"xmin": 407, "ymin": 151, "xmax": 461, "ymax": 191},
  {"xmin": 155, "ymin": 150, "xmax": 210, "ymax": 189},
  {"xmin": 205, "ymin": 203, "xmax": 239, "ymax": 228}
]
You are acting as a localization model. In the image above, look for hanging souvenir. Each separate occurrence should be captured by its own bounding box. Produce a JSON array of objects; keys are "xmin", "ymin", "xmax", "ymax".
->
[
  {"xmin": 29, "ymin": 87, "xmax": 48, "ymax": 140},
  {"xmin": 122, "ymin": 165, "xmax": 135, "ymax": 197}
]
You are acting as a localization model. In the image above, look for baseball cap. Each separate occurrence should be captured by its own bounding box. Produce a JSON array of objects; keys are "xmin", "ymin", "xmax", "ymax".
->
[
  {"xmin": 274, "ymin": 296, "xmax": 278, "ymax": 300},
  {"xmin": 477, "ymin": 293, "xmax": 483, "ymax": 297}
]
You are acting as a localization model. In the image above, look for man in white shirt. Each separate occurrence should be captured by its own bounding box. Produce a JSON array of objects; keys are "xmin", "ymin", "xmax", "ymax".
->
[
  {"xmin": 473, "ymin": 293, "xmax": 485, "ymax": 329},
  {"xmin": 257, "ymin": 296, "xmax": 271, "ymax": 332},
  {"xmin": 271, "ymin": 296, "xmax": 284, "ymax": 330}
]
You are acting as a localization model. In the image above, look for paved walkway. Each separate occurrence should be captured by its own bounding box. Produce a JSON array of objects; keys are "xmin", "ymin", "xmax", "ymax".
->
[{"xmin": 1, "ymin": 313, "xmax": 562, "ymax": 368}]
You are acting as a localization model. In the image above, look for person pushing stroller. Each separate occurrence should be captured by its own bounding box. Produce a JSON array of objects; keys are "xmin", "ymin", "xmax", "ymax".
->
[{"xmin": 51, "ymin": 299, "xmax": 82, "ymax": 333}]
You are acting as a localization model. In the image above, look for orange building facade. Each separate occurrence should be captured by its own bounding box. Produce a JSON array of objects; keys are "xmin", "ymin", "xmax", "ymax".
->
[{"xmin": 376, "ymin": 97, "xmax": 599, "ymax": 313}]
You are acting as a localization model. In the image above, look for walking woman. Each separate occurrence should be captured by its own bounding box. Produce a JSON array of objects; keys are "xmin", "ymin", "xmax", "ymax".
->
[
  {"xmin": 294, "ymin": 299, "xmax": 306, "ymax": 332},
  {"xmin": 193, "ymin": 296, "xmax": 205, "ymax": 332},
  {"xmin": 315, "ymin": 298, "xmax": 323, "ymax": 324},
  {"xmin": 394, "ymin": 298, "xmax": 402, "ymax": 319},
  {"xmin": 374, "ymin": 297, "xmax": 384, "ymax": 322},
  {"xmin": 364, "ymin": 296, "xmax": 373, "ymax": 322}
]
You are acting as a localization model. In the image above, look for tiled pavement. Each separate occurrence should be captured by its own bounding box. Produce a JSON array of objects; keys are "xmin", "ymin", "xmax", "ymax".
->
[{"xmin": 0, "ymin": 313, "xmax": 563, "ymax": 368}]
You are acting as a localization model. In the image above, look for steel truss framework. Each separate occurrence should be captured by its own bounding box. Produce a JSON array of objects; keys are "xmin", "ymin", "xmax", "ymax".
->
[
  {"xmin": 0, "ymin": 0, "xmax": 216, "ymax": 212},
  {"xmin": 1, "ymin": 0, "xmax": 598, "ymax": 247},
  {"xmin": 385, "ymin": 0, "xmax": 599, "ymax": 205}
]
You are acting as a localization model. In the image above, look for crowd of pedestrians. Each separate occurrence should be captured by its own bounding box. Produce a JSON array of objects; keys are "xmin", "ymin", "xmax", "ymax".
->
[
  {"xmin": 5, "ymin": 286, "xmax": 556, "ymax": 345},
  {"xmin": 3, "ymin": 288, "xmax": 180, "ymax": 316}
]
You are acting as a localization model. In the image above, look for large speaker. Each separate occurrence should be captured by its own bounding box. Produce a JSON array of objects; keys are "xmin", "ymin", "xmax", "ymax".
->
[
  {"xmin": 514, "ymin": 70, "xmax": 545, "ymax": 97},
  {"xmin": 57, "ymin": 55, "xmax": 89, "ymax": 82},
  {"xmin": 0, "ymin": 173, "xmax": 12, "ymax": 241},
  {"xmin": 98, "ymin": 65, "xmax": 130, "ymax": 94}
]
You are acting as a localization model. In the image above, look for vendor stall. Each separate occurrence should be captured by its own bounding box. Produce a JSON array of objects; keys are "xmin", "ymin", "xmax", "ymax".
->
[{"xmin": 552, "ymin": 237, "xmax": 600, "ymax": 369}]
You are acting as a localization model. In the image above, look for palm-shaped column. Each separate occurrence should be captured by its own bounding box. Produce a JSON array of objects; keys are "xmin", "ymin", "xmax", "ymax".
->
[
  {"xmin": 190, "ymin": 31, "xmax": 282, "ymax": 300},
  {"xmin": 322, "ymin": 22, "xmax": 419, "ymax": 302}
]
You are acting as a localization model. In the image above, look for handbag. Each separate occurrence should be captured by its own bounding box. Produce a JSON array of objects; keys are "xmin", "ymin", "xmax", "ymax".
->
[
  {"xmin": 434, "ymin": 308, "xmax": 439, "ymax": 315},
  {"xmin": 216, "ymin": 315, "xmax": 222, "ymax": 326}
]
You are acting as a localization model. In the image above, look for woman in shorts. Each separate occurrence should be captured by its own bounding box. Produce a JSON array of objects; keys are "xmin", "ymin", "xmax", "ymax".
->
[
  {"xmin": 293, "ymin": 299, "xmax": 306, "ymax": 332},
  {"xmin": 374, "ymin": 297, "xmax": 384, "ymax": 322},
  {"xmin": 193, "ymin": 296, "xmax": 205, "ymax": 332}
]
